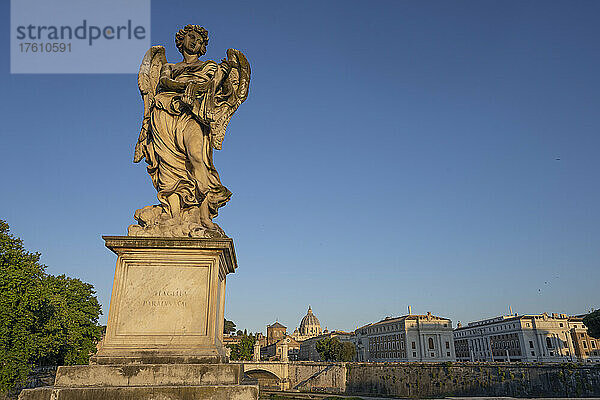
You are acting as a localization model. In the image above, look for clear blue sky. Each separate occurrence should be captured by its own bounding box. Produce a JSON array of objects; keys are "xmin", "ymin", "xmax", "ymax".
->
[{"xmin": 1, "ymin": 0, "xmax": 599, "ymax": 334}]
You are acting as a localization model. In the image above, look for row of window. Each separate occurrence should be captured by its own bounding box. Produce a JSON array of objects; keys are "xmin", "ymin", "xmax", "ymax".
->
[
  {"xmin": 372, "ymin": 351, "xmax": 407, "ymax": 359},
  {"xmin": 581, "ymin": 339, "xmax": 597, "ymax": 349},
  {"xmin": 456, "ymin": 321, "xmax": 594, "ymax": 340},
  {"xmin": 371, "ymin": 351, "xmax": 453, "ymax": 360},
  {"xmin": 369, "ymin": 333, "xmax": 404, "ymax": 343},
  {"xmin": 456, "ymin": 323, "xmax": 522, "ymax": 337},
  {"xmin": 371, "ymin": 339, "xmax": 451, "ymax": 351},
  {"xmin": 370, "ymin": 341, "xmax": 404, "ymax": 351},
  {"xmin": 457, "ymin": 334, "xmax": 572, "ymax": 354},
  {"xmin": 368, "ymin": 323, "xmax": 402, "ymax": 334},
  {"xmin": 367, "ymin": 320, "xmax": 450, "ymax": 335},
  {"xmin": 491, "ymin": 340, "xmax": 519, "ymax": 350}
]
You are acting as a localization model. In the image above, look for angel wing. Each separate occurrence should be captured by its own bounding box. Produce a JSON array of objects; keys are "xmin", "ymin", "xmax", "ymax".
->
[
  {"xmin": 210, "ymin": 48, "xmax": 251, "ymax": 150},
  {"xmin": 134, "ymin": 46, "xmax": 167, "ymax": 163}
]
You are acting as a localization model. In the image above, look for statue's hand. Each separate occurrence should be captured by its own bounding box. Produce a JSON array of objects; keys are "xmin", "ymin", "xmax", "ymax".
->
[{"xmin": 182, "ymin": 81, "xmax": 202, "ymax": 106}]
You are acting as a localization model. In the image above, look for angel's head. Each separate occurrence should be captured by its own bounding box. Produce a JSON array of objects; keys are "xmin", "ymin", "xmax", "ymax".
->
[{"xmin": 175, "ymin": 25, "xmax": 209, "ymax": 56}]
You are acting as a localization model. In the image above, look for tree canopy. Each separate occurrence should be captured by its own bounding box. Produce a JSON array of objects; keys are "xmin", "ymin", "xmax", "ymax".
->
[
  {"xmin": 315, "ymin": 337, "xmax": 356, "ymax": 362},
  {"xmin": 223, "ymin": 319, "xmax": 236, "ymax": 335},
  {"xmin": 0, "ymin": 221, "xmax": 103, "ymax": 394},
  {"xmin": 583, "ymin": 309, "xmax": 600, "ymax": 339},
  {"xmin": 227, "ymin": 332, "xmax": 256, "ymax": 361}
]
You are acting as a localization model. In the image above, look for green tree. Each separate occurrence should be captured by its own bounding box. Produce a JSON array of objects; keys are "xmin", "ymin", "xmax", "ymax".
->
[
  {"xmin": 339, "ymin": 341, "xmax": 357, "ymax": 362},
  {"xmin": 223, "ymin": 319, "xmax": 236, "ymax": 335},
  {"xmin": 316, "ymin": 337, "xmax": 356, "ymax": 362},
  {"xmin": 0, "ymin": 221, "xmax": 102, "ymax": 394},
  {"xmin": 36, "ymin": 274, "xmax": 103, "ymax": 366},
  {"xmin": 316, "ymin": 337, "xmax": 341, "ymax": 361},
  {"xmin": 0, "ymin": 220, "xmax": 46, "ymax": 393},
  {"xmin": 228, "ymin": 332, "xmax": 256, "ymax": 361},
  {"xmin": 583, "ymin": 309, "xmax": 600, "ymax": 339}
]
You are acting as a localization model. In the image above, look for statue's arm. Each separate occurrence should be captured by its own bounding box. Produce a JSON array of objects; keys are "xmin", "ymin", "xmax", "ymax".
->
[
  {"xmin": 183, "ymin": 63, "xmax": 219, "ymax": 101},
  {"xmin": 214, "ymin": 59, "xmax": 233, "ymax": 88},
  {"xmin": 158, "ymin": 63, "xmax": 186, "ymax": 92}
]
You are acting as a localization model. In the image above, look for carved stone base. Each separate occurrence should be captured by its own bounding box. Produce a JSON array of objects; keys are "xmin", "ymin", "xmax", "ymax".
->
[
  {"xmin": 20, "ymin": 385, "xmax": 259, "ymax": 400},
  {"xmin": 18, "ymin": 364, "xmax": 258, "ymax": 400},
  {"xmin": 53, "ymin": 364, "xmax": 242, "ymax": 386},
  {"xmin": 94, "ymin": 236, "xmax": 237, "ymax": 365},
  {"xmin": 128, "ymin": 205, "xmax": 227, "ymax": 238}
]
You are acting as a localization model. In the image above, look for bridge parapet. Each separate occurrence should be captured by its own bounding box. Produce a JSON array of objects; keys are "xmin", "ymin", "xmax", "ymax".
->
[{"xmin": 234, "ymin": 361, "xmax": 346, "ymax": 392}]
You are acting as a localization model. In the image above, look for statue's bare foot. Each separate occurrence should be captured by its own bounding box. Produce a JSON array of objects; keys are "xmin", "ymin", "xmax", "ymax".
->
[
  {"xmin": 198, "ymin": 201, "xmax": 216, "ymax": 230},
  {"xmin": 200, "ymin": 217, "xmax": 215, "ymax": 230}
]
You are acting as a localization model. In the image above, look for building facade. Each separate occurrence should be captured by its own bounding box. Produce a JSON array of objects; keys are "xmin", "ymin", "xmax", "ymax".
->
[
  {"xmin": 453, "ymin": 312, "xmax": 594, "ymax": 363},
  {"xmin": 298, "ymin": 331, "xmax": 354, "ymax": 361},
  {"xmin": 354, "ymin": 312, "xmax": 456, "ymax": 362},
  {"xmin": 261, "ymin": 335, "xmax": 301, "ymax": 361},
  {"xmin": 255, "ymin": 332, "xmax": 267, "ymax": 348},
  {"xmin": 266, "ymin": 321, "xmax": 287, "ymax": 346},
  {"xmin": 569, "ymin": 316, "xmax": 600, "ymax": 363}
]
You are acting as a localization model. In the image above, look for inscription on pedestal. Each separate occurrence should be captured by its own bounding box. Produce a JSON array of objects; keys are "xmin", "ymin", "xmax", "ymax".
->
[
  {"xmin": 142, "ymin": 289, "xmax": 189, "ymax": 307},
  {"xmin": 115, "ymin": 263, "xmax": 209, "ymax": 336}
]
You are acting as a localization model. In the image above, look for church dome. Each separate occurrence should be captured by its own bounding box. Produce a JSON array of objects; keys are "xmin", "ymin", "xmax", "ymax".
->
[{"xmin": 299, "ymin": 306, "xmax": 322, "ymax": 337}]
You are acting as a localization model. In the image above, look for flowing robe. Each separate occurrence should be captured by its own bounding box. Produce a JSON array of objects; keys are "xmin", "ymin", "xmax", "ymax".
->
[{"xmin": 146, "ymin": 60, "xmax": 232, "ymax": 218}]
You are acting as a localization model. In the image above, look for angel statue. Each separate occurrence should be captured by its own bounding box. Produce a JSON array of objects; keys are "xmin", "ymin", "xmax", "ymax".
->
[{"xmin": 128, "ymin": 25, "xmax": 250, "ymax": 238}]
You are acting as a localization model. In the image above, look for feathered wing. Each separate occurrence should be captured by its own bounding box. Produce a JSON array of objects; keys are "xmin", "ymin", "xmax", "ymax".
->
[
  {"xmin": 134, "ymin": 46, "xmax": 167, "ymax": 163},
  {"xmin": 210, "ymin": 48, "xmax": 251, "ymax": 150}
]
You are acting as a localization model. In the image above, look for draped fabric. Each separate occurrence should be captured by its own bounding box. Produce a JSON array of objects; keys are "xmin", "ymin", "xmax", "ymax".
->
[{"xmin": 146, "ymin": 61, "xmax": 232, "ymax": 218}]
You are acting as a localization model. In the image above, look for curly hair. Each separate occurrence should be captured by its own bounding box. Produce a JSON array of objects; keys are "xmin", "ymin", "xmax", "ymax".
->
[{"xmin": 175, "ymin": 25, "xmax": 209, "ymax": 54}]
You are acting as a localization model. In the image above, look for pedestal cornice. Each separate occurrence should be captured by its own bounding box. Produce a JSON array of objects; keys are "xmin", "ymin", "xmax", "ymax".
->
[{"xmin": 102, "ymin": 236, "xmax": 237, "ymax": 275}]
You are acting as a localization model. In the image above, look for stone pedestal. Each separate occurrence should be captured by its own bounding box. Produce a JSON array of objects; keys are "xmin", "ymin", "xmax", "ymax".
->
[
  {"xmin": 19, "ymin": 236, "xmax": 258, "ymax": 400},
  {"xmin": 94, "ymin": 236, "xmax": 236, "ymax": 364}
]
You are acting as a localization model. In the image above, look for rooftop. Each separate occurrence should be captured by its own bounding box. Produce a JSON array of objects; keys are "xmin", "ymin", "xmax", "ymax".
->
[
  {"xmin": 356, "ymin": 312, "xmax": 451, "ymax": 331},
  {"xmin": 455, "ymin": 312, "xmax": 572, "ymax": 330},
  {"xmin": 268, "ymin": 321, "xmax": 287, "ymax": 329}
]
